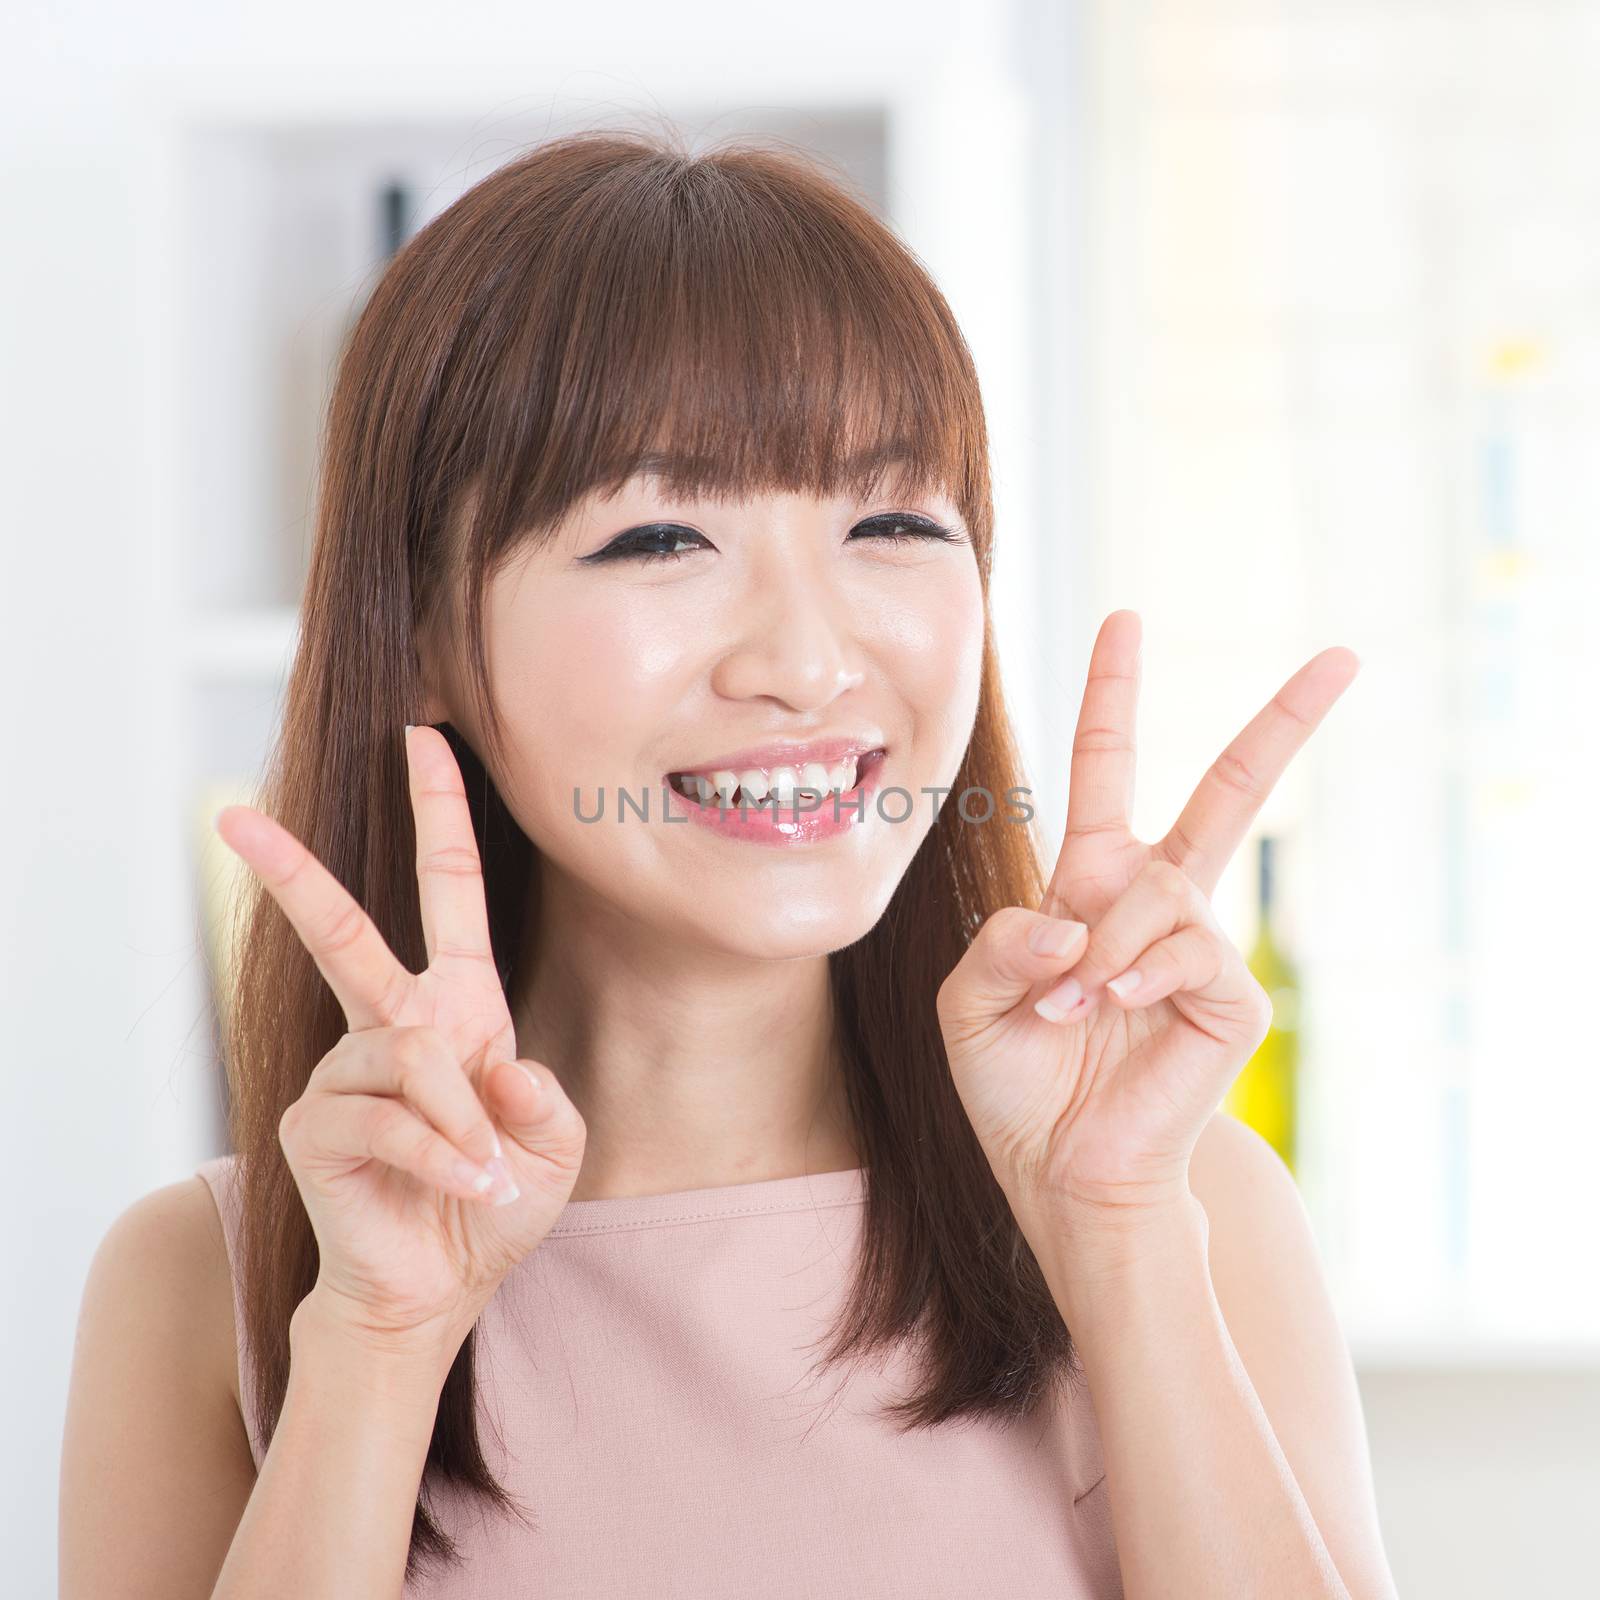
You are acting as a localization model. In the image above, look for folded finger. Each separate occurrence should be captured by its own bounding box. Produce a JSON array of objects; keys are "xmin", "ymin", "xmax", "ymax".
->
[
  {"xmin": 936, "ymin": 905, "xmax": 1091, "ymax": 1035},
  {"xmin": 1034, "ymin": 858, "xmax": 1208, "ymax": 1022},
  {"xmin": 1100, "ymin": 923, "xmax": 1228, "ymax": 1010},
  {"xmin": 313, "ymin": 1027, "xmax": 503, "ymax": 1171},
  {"xmin": 1102, "ymin": 923, "xmax": 1270, "ymax": 1056},
  {"xmin": 282, "ymin": 1092, "xmax": 506, "ymax": 1204}
]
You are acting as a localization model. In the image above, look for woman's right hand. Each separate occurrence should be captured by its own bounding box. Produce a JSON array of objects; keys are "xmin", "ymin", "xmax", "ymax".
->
[{"xmin": 213, "ymin": 723, "xmax": 586, "ymax": 1365}]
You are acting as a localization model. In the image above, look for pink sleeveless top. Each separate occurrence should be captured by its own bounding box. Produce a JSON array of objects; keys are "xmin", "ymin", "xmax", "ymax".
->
[{"xmin": 197, "ymin": 1153, "xmax": 1123, "ymax": 1597}]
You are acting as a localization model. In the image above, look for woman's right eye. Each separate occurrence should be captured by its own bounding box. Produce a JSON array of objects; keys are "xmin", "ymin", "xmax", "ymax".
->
[{"xmin": 583, "ymin": 525, "xmax": 710, "ymax": 565}]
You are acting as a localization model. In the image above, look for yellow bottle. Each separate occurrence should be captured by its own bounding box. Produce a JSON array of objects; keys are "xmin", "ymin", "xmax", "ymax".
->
[{"xmin": 1224, "ymin": 835, "xmax": 1301, "ymax": 1176}]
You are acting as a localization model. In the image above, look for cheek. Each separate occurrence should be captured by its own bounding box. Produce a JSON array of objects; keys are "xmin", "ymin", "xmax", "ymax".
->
[
  {"xmin": 486, "ymin": 594, "xmax": 693, "ymax": 825},
  {"xmin": 546, "ymin": 604, "xmax": 684, "ymax": 722},
  {"xmin": 869, "ymin": 564, "xmax": 986, "ymax": 739}
]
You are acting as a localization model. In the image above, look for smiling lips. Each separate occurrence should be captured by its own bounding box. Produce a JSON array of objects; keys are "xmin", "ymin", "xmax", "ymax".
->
[
  {"xmin": 663, "ymin": 746, "xmax": 889, "ymax": 844},
  {"xmin": 668, "ymin": 755, "xmax": 864, "ymax": 809},
  {"xmin": 664, "ymin": 737, "xmax": 886, "ymax": 811}
]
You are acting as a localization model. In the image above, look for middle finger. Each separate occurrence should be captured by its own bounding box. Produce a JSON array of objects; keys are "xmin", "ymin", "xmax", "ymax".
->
[
  {"xmin": 404, "ymin": 725, "xmax": 499, "ymax": 974},
  {"xmin": 1158, "ymin": 645, "xmax": 1359, "ymax": 897}
]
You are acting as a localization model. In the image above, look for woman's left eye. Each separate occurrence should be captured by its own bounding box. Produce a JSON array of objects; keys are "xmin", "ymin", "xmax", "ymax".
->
[{"xmin": 849, "ymin": 513, "xmax": 964, "ymax": 545}]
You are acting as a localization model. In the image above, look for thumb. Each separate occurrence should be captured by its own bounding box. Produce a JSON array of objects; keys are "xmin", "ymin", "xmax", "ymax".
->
[
  {"xmin": 936, "ymin": 905, "xmax": 1089, "ymax": 1034},
  {"xmin": 483, "ymin": 1058, "xmax": 586, "ymax": 1185}
]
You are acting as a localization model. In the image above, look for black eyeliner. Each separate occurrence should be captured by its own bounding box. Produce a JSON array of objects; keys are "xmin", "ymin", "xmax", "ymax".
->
[
  {"xmin": 578, "ymin": 524, "xmax": 705, "ymax": 564},
  {"xmin": 578, "ymin": 511, "xmax": 965, "ymax": 565},
  {"xmin": 854, "ymin": 512, "xmax": 965, "ymax": 542}
]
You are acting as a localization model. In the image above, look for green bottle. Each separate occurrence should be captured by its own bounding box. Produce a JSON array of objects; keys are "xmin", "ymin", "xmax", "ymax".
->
[{"xmin": 1223, "ymin": 835, "xmax": 1300, "ymax": 1176}]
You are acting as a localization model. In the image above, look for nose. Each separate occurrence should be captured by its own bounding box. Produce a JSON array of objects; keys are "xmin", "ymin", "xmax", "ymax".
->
[{"xmin": 708, "ymin": 531, "xmax": 867, "ymax": 713}]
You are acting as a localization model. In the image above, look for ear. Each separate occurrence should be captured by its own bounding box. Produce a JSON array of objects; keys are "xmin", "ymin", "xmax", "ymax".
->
[{"xmin": 415, "ymin": 616, "xmax": 454, "ymax": 728}]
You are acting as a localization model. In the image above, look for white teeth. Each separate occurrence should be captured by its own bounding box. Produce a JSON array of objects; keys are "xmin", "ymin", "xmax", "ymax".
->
[{"xmin": 671, "ymin": 753, "xmax": 869, "ymax": 806}]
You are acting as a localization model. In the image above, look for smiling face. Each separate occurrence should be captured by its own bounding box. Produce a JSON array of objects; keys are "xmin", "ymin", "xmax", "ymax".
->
[{"xmin": 422, "ymin": 464, "xmax": 987, "ymax": 961}]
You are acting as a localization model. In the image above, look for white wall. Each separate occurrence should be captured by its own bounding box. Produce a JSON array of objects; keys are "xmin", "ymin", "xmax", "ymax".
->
[{"xmin": 1360, "ymin": 1366, "xmax": 1600, "ymax": 1599}]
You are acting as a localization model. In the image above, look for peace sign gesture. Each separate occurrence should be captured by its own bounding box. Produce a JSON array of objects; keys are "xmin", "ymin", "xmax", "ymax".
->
[
  {"xmin": 936, "ymin": 610, "xmax": 1359, "ymax": 1235},
  {"xmin": 214, "ymin": 725, "xmax": 586, "ymax": 1365}
]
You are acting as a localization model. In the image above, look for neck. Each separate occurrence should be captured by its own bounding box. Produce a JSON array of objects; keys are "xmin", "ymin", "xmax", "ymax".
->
[{"xmin": 506, "ymin": 860, "xmax": 861, "ymax": 1202}]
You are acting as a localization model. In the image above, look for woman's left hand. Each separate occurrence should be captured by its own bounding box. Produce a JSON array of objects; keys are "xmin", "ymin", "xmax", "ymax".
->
[{"xmin": 937, "ymin": 610, "xmax": 1360, "ymax": 1240}]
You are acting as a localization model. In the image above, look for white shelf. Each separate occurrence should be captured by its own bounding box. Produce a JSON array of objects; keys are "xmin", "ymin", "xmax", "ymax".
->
[{"xmin": 1350, "ymin": 1334, "xmax": 1600, "ymax": 1373}]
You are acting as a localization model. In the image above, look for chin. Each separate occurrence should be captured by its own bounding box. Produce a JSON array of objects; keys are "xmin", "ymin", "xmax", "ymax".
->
[{"xmin": 669, "ymin": 874, "xmax": 902, "ymax": 963}]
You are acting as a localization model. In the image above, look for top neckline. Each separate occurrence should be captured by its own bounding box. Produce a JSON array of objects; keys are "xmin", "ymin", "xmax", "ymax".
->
[{"xmin": 543, "ymin": 1164, "xmax": 868, "ymax": 1238}]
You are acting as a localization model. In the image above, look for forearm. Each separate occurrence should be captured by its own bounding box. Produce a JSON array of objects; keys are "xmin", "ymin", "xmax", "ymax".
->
[
  {"xmin": 1034, "ymin": 1196, "xmax": 1350, "ymax": 1600},
  {"xmin": 210, "ymin": 1298, "xmax": 453, "ymax": 1600}
]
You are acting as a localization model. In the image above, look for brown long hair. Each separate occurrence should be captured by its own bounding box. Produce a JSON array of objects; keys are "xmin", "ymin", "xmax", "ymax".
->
[{"xmin": 222, "ymin": 124, "xmax": 1079, "ymax": 1585}]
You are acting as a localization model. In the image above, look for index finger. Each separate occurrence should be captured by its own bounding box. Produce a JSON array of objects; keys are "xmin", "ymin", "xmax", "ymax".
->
[
  {"xmin": 214, "ymin": 804, "xmax": 411, "ymax": 1030},
  {"xmin": 1159, "ymin": 644, "xmax": 1361, "ymax": 897}
]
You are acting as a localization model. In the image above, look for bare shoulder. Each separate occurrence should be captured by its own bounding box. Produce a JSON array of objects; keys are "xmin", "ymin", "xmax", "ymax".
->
[
  {"xmin": 1186, "ymin": 1107, "xmax": 1335, "ymax": 1382},
  {"xmin": 60, "ymin": 1175, "xmax": 255, "ymax": 1599},
  {"xmin": 1186, "ymin": 1110, "xmax": 1400, "ymax": 1600},
  {"xmin": 91, "ymin": 1174, "xmax": 242, "ymax": 1403},
  {"xmin": 1189, "ymin": 1105, "xmax": 1299, "ymax": 1208}
]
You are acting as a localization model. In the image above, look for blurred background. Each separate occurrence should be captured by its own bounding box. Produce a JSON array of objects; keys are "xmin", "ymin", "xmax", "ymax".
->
[{"xmin": 5, "ymin": 2, "xmax": 1598, "ymax": 1594}]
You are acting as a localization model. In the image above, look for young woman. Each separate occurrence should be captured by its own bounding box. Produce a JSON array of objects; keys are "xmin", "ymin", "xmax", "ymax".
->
[{"xmin": 60, "ymin": 129, "xmax": 1398, "ymax": 1598}]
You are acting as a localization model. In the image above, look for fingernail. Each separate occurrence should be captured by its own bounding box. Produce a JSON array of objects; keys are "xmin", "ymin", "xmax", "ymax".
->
[
  {"xmin": 1028, "ymin": 918, "xmax": 1088, "ymax": 958},
  {"xmin": 1035, "ymin": 975, "xmax": 1082, "ymax": 1023},
  {"xmin": 452, "ymin": 1157, "xmax": 495, "ymax": 1195},
  {"xmin": 516, "ymin": 1062, "xmax": 542, "ymax": 1098},
  {"xmin": 1107, "ymin": 967, "xmax": 1142, "ymax": 1000},
  {"xmin": 404, "ymin": 722, "xmax": 415, "ymax": 734},
  {"xmin": 484, "ymin": 1156, "xmax": 520, "ymax": 1206}
]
